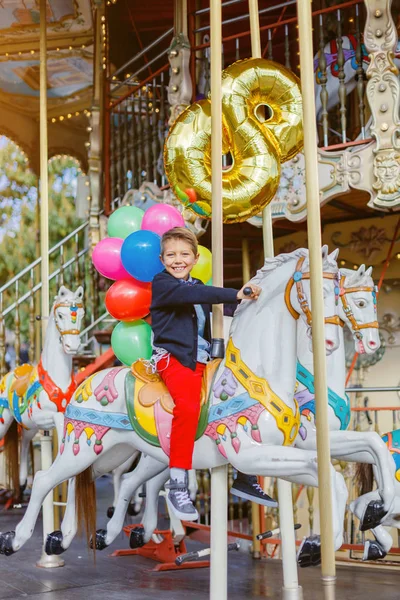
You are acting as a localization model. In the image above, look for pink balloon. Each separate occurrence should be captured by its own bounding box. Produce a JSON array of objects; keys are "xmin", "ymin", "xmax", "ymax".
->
[
  {"xmin": 141, "ymin": 204, "xmax": 185, "ymax": 237},
  {"xmin": 92, "ymin": 237, "xmax": 130, "ymax": 280}
]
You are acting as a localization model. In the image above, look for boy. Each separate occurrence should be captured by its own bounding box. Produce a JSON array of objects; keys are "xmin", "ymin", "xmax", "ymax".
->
[{"xmin": 150, "ymin": 227, "xmax": 277, "ymax": 520}]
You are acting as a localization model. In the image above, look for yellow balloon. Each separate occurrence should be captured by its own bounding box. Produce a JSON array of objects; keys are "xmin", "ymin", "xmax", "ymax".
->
[
  {"xmin": 191, "ymin": 245, "xmax": 212, "ymax": 283},
  {"xmin": 164, "ymin": 58, "xmax": 303, "ymax": 224}
]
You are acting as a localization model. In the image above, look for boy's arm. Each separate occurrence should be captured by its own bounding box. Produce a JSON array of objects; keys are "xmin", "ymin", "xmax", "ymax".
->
[{"xmin": 151, "ymin": 274, "xmax": 238, "ymax": 308}]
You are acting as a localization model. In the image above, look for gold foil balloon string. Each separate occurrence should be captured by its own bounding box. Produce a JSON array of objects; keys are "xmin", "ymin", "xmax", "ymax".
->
[{"xmin": 164, "ymin": 58, "xmax": 304, "ymax": 224}]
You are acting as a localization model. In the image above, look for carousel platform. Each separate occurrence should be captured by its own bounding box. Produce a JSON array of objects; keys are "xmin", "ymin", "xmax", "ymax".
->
[{"xmin": 0, "ymin": 477, "xmax": 398, "ymax": 600}]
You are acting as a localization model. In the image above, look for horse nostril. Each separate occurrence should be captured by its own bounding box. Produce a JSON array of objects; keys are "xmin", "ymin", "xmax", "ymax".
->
[
  {"xmin": 325, "ymin": 339, "xmax": 335, "ymax": 349},
  {"xmin": 368, "ymin": 340, "xmax": 377, "ymax": 348}
]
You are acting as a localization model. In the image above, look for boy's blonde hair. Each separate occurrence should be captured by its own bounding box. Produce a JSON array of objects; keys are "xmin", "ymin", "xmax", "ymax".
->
[{"xmin": 161, "ymin": 227, "xmax": 198, "ymax": 256}]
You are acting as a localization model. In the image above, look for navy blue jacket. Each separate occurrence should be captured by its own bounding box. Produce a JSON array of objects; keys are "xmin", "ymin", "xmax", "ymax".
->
[{"xmin": 150, "ymin": 270, "xmax": 238, "ymax": 370}]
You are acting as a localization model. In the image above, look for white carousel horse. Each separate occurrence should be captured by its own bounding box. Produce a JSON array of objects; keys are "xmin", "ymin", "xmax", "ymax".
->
[
  {"xmin": 350, "ymin": 431, "xmax": 400, "ymax": 562},
  {"xmin": 0, "ymin": 247, "xmax": 352, "ymax": 557},
  {"xmin": 292, "ymin": 266, "xmax": 397, "ymax": 565},
  {"xmin": 42, "ymin": 263, "xmax": 395, "ymax": 561},
  {"xmin": 93, "ymin": 265, "xmax": 395, "ymax": 563},
  {"xmin": 0, "ymin": 286, "xmax": 85, "ymax": 497}
]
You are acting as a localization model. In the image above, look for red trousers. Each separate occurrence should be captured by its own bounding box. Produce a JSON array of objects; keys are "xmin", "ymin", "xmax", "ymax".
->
[{"xmin": 158, "ymin": 355, "xmax": 206, "ymax": 469}]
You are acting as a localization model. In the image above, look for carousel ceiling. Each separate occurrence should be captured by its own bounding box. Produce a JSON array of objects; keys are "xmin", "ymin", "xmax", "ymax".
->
[{"xmin": 0, "ymin": 0, "xmax": 94, "ymax": 116}]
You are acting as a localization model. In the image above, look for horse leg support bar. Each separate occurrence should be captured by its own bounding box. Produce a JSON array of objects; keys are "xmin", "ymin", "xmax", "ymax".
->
[
  {"xmin": 175, "ymin": 542, "xmax": 240, "ymax": 566},
  {"xmin": 257, "ymin": 523, "xmax": 301, "ymax": 541}
]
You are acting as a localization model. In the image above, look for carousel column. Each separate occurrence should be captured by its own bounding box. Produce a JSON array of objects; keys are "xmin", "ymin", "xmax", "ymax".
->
[
  {"xmin": 209, "ymin": 1, "xmax": 227, "ymax": 599},
  {"xmin": 37, "ymin": 0, "xmax": 64, "ymax": 569},
  {"xmin": 249, "ymin": 0, "xmax": 302, "ymax": 594},
  {"xmin": 297, "ymin": 0, "xmax": 336, "ymax": 598},
  {"xmin": 88, "ymin": 0, "xmax": 105, "ymax": 250}
]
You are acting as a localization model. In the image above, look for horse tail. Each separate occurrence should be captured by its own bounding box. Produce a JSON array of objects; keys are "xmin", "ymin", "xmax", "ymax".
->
[
  {"xmin": 355, "ymin": 463, "xmax": 374, "ymax": 496},
  {"xmin": 76, "ymin": 467, "xmax": 97, "ymax": 554},
  {"xmin": 4, "ymin": 420, "xmax": 20, "ymax": 498}
]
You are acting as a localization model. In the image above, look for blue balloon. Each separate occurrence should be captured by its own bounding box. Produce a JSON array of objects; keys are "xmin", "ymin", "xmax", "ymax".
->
[{"xmin": 121, "ymin": 230, "xmax": 163, "ymax": 282}]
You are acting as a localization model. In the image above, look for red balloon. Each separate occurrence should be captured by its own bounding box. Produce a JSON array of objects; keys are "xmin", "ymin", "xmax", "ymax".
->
[{"xmin": 105, "ymin": 278, "xmax": 152, "ymax": 322}]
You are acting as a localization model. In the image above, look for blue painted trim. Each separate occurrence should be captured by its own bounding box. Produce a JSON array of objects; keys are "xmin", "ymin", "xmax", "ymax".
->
[
  {"xmin": 296, "ymin": 362, "xmax": 350, "ymax": 430},
  {"xmin": 208, "ymin": 392, "xmax": 257, "ymax": 423},
  {"xmin": 65, "ymin": 404, "xmax": 133, "ymax": 431}
]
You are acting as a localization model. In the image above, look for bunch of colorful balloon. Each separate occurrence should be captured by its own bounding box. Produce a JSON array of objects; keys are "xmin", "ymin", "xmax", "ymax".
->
[{"xmin": 91, "ymin": 203, "xmax": 187, "ymax": 366}]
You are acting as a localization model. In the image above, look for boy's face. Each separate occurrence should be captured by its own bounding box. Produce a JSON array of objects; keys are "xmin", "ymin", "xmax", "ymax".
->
[{"xmin": 161, "ymin": 239, "xmax": 199, "ymax": 280}]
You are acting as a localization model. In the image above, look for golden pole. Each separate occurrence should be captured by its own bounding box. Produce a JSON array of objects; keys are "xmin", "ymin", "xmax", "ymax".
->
[
  {"xmin": 249, "ymin": 0, "xmax": 274, "ymax": 256},
  {"xmin": 249, "ymin": 2, "xmax": 302, "ymax": 595},
  {"xmin": 248, "ymin": 0, "xmax": 264, "ymax": 562},
  {"xmin": 242, "ymin": 239, "xmax": 250, "ymax": 283},
  {"xmin": 242, "ymin": 236, "xmax": 262, "ymax": 557},
  {"xmin": 209, "ymin": 0, "xmax": 227, "ymax": 598},
  {"xmin": 39, "ymin": 4, "xmax": 49, "ymax": 330},
  {"xmin": 297, "ymin": 0, "xmax": 336, "ymax": 597},
  {"xmin": 37, "ymin": 0, "xmax": 63, "ymax": 569}
]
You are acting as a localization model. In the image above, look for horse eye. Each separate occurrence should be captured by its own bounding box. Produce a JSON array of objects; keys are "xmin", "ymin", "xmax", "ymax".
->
[
  {"xmin": 58, "ymin": 313, "xmax": 64, "ymax": 320},
  {"xmin": 357, "ymin": 300, "xmax": 366, "ymax": 308}
]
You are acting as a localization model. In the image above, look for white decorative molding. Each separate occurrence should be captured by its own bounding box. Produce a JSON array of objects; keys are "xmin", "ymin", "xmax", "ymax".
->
[{"xmin": 364, "ymin": 0, "xmax": 400, "ymax": 209}]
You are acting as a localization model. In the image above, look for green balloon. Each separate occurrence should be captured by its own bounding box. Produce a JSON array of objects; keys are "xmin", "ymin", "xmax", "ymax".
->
[
  {"xmin": 107, "ymin": 205, "xmax": 144, "ymax": 239},
  {"xmin": 111, "ymin": 319, "xmax": 152, "ymax": 366}
]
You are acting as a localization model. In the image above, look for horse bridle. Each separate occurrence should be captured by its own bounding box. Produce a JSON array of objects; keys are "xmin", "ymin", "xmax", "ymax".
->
[
  {"xmin": 285, "ymin": 257, "xmax": 379, "ymax": 339},
  {"xmin": 53, "ymin": 301, "xmax": 83, "ymax": 336},
  {"xmin": 338, "ymin": 275, "xmax": 378, "ymax": 341},
  {"xmin": 285, "ymin": 256, "xmax": 342, "ymax": 328}
]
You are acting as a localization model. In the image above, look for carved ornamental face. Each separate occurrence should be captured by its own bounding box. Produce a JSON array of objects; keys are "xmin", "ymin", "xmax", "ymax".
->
[{"xmin": 373, "ymin": 152, "xmax": 400, "ymax": 197}]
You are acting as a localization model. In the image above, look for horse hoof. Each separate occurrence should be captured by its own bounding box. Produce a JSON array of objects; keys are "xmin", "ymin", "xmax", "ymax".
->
[
  {"xmin": 127, "ymin": 503, "xmax": 141, "ymax": 517},
  {"xmin": 297, "ymin": 534, "xmax": 321, "ymax": 568},
  {"xmin": 107, "ymin": 506, "xmax": 115, "ymax": 519},
  {"xmin": 0, "ymin": 531, "xmax": 16, "ymax": 556},
  {"xmin": 129, "ymin": 526, "xmax": 145, "ymax": 549},
  {"xmin": 363, "ymin": 540, "xmax": 387, "ymax": 561},
  {"xmin": 45, "ymin": 531, "xmax": 66, "ymax": 556},
  {"xmin": 90, "ymin": 529, "xmax": 108, "ymax": 551},
  {"xmin": 360, "ymin": 500, "xmax": 387, "ymax": 532}
]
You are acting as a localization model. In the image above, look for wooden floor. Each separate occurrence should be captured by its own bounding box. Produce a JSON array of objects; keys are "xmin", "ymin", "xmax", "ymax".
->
[{"xmin": 0, "ymin": 478, "xmax": 398, "ymax": 599}]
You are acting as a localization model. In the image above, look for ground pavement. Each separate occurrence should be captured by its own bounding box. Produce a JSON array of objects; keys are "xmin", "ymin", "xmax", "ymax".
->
[{"xmin": 0, "ymin": 477, "xmax": 398, "ymax": 599}]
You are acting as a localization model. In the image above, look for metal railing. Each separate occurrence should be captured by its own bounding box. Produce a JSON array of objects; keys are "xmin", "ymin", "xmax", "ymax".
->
[
  {"xmin": 0, "ymin": 220, "xmax": 101, "ymax": 376},
  {"xmin": 190, "ymin": 0, "xmax": 368, "ymax": 149},
  {"xmin": 103, "ymin": 0, "xmax": 373, "ymax": 214}
]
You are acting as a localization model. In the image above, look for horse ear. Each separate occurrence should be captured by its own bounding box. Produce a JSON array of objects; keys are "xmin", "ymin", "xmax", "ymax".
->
[
  {"xmin": 74, "ymin": 286, "xmax": 84, "ymax": 301},
  {"xmin": 58, "ymin": 285, "xmax": 69, "ymax": 298},
  {"xmin": 329, "ymin": 248, "xmax": 339, "ymax": 261},
  {"xmin": 365, "ymin": 266, "xmax": 373, "ymax": 277},
  {"xmin": 357, "ymin": 264, "xmax": 366, "ymax": 277},
  {"xmin": 321, "ymin": 245, "xmax": 329, "ymax": 260}
]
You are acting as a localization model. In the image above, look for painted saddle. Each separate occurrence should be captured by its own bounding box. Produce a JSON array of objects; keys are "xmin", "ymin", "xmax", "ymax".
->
[{"xmin": 126, "ymin": 359, "xmax": 221, "ymax": 456}]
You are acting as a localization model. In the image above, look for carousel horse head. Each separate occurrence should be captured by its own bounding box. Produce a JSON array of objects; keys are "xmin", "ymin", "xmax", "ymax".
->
[
  {"xmin": 232, "ymin": 245, "xmax": 341, "ymax": 356},
  {"xmin": 338, "ymin": 266, "xmax": 380, "ymax": 355},
  {"xmin": 283, "ymin": 245, "xmax": 341, "ymax": 355},
  {"xmin": 52, "ymin": 285, "xmax": 85, "ymax": 355}
]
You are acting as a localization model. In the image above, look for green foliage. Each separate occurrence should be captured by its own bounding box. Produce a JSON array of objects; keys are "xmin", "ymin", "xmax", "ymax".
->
[{"xmin": 0, "ymin": 136, "xmax": 86, "ymax": 341}]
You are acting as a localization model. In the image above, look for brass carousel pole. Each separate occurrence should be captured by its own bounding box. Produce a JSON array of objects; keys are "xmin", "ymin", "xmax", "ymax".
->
[
  {"xmin": 248, "ymin": 2, "xmax": 302, "ymax": 596},
  {"xmin": 297, "ymin": 0, "xmax": 336, "ymax": 597},
  {"xmin": 209, "ymin": 0, "xmax": 227, "ymax": 598},
  {"xmin": 36, "ymin": 0, "xmax": 64, "ymax": 569}
]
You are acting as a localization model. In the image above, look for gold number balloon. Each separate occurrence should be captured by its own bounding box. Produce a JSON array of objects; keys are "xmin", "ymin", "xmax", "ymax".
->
[{"xmin": 164, "ymin": 58, "xmax": 304, "ymax": 224}]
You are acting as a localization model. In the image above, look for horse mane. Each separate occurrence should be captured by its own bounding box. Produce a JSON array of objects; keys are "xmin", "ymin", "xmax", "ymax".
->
[
  {"xmin": 253, "ymin": 246, "xmax": 337, "ymax": 282},
  {"xmin": 253, "ymin": 248, "xmax": 309, "ymax": 279}
]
